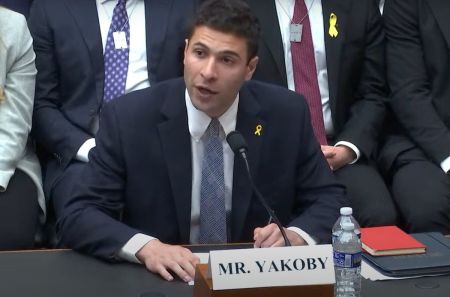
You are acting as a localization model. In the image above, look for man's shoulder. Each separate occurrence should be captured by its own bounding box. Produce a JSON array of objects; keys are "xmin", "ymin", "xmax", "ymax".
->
[
  {"xmin": 111, "ymin": 78, "xmax": 185, "ymax": 113},
  {"xmin": 243, "ymin": 80, "xmax": 307, "ymax": 110},
  {"xmin": 29, "ymin": 0, "xmax": 64, "ymax": 11},
  {"xmin": 244, "ymin": 79, "xmax": 301, "ymax": 97}
]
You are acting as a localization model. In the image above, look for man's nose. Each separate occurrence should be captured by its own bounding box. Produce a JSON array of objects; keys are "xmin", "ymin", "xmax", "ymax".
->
[{"xmin": 200, "ymin": 57, "xmax": 218, "ymax": 81}]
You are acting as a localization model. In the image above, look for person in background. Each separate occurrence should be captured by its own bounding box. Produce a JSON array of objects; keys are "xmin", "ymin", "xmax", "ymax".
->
[
  {"xmin": 56, "ymin": 0, "xmax": 345, "ymax": 283},
  {"xmin": 0, "ymin": 6, "xmax": 45, "ymax": 249},
  {"xmin": 379, "ymin": 0, "xmax": 450, "ymax": 233},
  {"xmin": 27, "ymin": 0, "xmax": 199, "ymax": 244},
  {"xmin": 245, "ymin": 0, "xmax": 397, "ymax": 227}
]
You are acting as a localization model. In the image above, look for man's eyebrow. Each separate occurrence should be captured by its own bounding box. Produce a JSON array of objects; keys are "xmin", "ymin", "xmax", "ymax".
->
[
  {"xmin": 190, "ymin": 41, "xmax": 242, "ymax": 59},
  {"xmin": 191, "ymin": 41, "xmax": 208, "ymax": 48},
  {"xmin": 218, "ymin": 50, "xmax": 241, "ymax": 59}
]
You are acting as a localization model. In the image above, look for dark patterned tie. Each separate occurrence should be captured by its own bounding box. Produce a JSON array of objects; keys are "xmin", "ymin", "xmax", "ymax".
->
[
  {"xmin": 199, "ymin": 118, "xmax": 227, "ymax": 244},
  {"xmin": 291, "ymin": 0, "xmax": 327, "ymax": 145},
  {"xmin": 103, "ymin": 0, "xmax": 130, "ymax": 102}
]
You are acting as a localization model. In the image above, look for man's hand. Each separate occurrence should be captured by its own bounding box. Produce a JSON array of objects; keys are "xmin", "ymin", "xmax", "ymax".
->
[
  {"xmin": 136, "ymin": 240, "xmax": 200, "ymax": 282},
  {"xmin": 253, "ymin": 223, "xmax": 307, "ymax": 247},
  {"xmin": 321, "ymin": 145, "xmax": 356, "ymax": 171}
]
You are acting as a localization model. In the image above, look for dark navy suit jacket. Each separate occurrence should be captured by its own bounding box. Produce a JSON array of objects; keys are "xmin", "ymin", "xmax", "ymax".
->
[
  {"xmin": 379, "ymin": 0, "xmax": 450, "ymax": 173},
  {"xmin": 57, "ymin": 78, "xmax": 346, "ymax": 260},
  {"xmin": 28, "ymin": 0, "xmax": 198, "ymax": 196}
]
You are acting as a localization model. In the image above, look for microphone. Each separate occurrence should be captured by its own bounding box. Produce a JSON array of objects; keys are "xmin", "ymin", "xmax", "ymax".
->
[{"xmin": 226, "ymin": 131, "xmax": 291, "ymax": 246}]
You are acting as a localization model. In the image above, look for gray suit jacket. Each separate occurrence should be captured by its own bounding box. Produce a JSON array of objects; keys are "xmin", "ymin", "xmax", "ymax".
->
[{"xmin": 0, "ymin": 7, "xmax": 45, "ymax": 218}]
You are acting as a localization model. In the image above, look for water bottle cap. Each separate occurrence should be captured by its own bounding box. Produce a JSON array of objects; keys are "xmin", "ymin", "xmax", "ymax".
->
[
  {"xmin": 342, "ymin": 222, "xmax": 355, "ymax": 231},
  {"xmin": 340, "ymin": 207, "xmax": 353, "ymax": 215}
]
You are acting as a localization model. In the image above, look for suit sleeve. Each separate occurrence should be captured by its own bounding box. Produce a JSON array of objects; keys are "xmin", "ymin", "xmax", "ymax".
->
[
  {"xmin": 28, "ymin": 1, "xmax": 92, "ymax": 166},
  {"xmin": 0, "ymin": 14, "xmax": 36, "ymax": 189},
  {"xmin": 57, "ymin": 101, "xmax": 139, "ymax": 260},
  {"xmin": 335, "ymin": 0, "xmax": 388, "ymax": 159},
  {"xmin": 290, "ymin": 98, "xmax": 346, "ymax": 244},
  {"xmin": 384, "ymin": 0, "xmax": 450, "ymax": 165}
]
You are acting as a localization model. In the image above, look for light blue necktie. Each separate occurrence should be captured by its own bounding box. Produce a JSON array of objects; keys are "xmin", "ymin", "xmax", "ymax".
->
[
  {"xmin": 103, "ymin": 0, "xmax": 129, "ymax": 102},
  {"xmin": 199, "ymin": 118, "xmax": 227, "ymax": 244}
]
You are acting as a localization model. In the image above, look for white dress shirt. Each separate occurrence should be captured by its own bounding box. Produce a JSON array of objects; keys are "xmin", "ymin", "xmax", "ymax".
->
[
  {"xmin": 186, "ymin": 89, "xmax": 237, "ymax": 244},
  {"xmin": 275, "ymin": 0, "xmax": 360, "ymax": 161},
  {"xmin": 118, "ymin": 90, "xmax": 316, "ymax": 263},
  {"xmin": 441, "ymin": 156, "xmax": 450, "ymax": 173},
  {"xmin": 379, "ymin": 0, "xmax": 385, "ymax": 14},
  {"xmin": 77, "ymin": 0, "xmax": 149, "ymax": 161}
]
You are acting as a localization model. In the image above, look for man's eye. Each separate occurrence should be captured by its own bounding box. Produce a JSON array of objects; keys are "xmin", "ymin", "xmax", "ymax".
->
[
  {"xmin": 194, "ymin": 50, "xmax": 205, "ymax": 57},
  {"xmin": 222, "ymin": 57, "xmax": 234, "ymax": 64}
]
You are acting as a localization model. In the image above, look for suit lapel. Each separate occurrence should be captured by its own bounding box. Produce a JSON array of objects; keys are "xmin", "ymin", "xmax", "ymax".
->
[
  {"xmin": 158, "ymin": 80, "xmax": 192, "ymax": 243},
  {"xmin": 144, "ymin": 0, "xmax": 172, "ymax": 83},
  {"xmin": 426, "ymin": 0, "xmax": 450, "ymax": 49},
  {"xmin": 230, "ymin": 84, "xmax": 265, "ymax": 241},
  {"xmin": 322, "ymin": 0, "xmax": 351, "ymax": 117},
  {"xmin": 64, "ymin": 0, "xmax": 104, "ymax": 104},
  {"xmin": 249, "ymin": 0, "xmax": 287, "ymax": 85}
]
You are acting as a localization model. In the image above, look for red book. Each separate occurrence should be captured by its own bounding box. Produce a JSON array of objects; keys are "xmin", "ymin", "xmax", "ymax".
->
[{"xmin": 361, "ymin": 226, "xmax": 426, "ymax": 256}]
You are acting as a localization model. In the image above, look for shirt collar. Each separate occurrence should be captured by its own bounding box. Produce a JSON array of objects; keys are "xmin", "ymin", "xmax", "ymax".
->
[{"xmin": 185, "ymin": 89, "xmax": 239, "ymax": 142}]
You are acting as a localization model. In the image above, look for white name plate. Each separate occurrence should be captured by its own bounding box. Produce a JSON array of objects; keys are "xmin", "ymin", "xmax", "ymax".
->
[{"xmin": 208, "ymin": 245, "xmax": 335, "ymax": 290}]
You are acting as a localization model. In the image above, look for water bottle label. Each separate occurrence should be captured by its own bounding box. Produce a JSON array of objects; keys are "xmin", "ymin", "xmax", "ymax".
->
[
  {"xmin": 333, "ymin": 251, "xmax": 361, "ymax": 268},
  {"xmin": 332, "ymin": 232, "xmax": 360, "ymax": 244},
  {"xmin": 332, "ymin": 230, "xmax": 361, "ymax": 240}
]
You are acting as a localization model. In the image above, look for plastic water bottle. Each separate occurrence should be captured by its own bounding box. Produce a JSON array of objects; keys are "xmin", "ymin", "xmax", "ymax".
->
[
  {"xmin": 333, "ymin": 222, "xmax": 362, "ymax": 297},
  {"xmin": 332, "ymin": 207, "xmax": 360, "ymax": 243}
]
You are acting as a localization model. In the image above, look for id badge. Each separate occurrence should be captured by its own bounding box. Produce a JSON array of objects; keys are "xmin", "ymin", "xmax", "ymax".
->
[
  {"xmin": 290, "ymin": 23, "xmax": 303, "ymax": 43},
  {"xmin": 113, "ymin": 31, "xmax": 128, "ymax": 49}
]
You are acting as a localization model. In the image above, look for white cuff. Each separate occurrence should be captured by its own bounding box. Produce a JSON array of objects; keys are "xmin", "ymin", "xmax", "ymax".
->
[
  {"xmin": 334, "ymin": 141, "xmax": 360, "ymax": 164},
  {"xmin": 287, "ymin": 227, "xmax": 317, "ymax": 245},
  {"xmin": 440, "ymin": 155, "xmax": 450, "ymax": 174},
  {"xmin": 76, "ymin": 138, "xmax": 96, "ymax": 162},
  {"xmin": 117, "ymin": 233, "xmax": 156, "ymax": 264}
]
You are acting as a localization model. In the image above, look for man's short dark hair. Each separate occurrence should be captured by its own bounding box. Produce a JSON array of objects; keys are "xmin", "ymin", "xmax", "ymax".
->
[{"xmin": 187, "ymin": 0, "xmax": 261, "ymax": 61}]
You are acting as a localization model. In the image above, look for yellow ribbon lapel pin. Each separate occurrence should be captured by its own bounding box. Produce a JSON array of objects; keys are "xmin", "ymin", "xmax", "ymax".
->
[
  {"xmin": 254, "ymin": 124, "xmax": 263, "ymax": 136},
  {"xmin": 329, "ymin": 13, "xmax": 338, "ymax": 38}
]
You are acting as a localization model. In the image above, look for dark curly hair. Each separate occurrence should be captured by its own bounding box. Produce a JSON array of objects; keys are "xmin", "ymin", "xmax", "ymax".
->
[{"xmin": 187, "ymin": 0, "xmax": 261, "ymax": 61}]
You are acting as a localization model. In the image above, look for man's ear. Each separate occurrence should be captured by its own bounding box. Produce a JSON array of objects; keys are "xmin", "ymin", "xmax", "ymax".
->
[
  {"xmin": 183, "ymin": 39, "xmax": 189, "ymax": 65},
  {"xmin": 245, "ymin": 56, "xmax": 259, "ymax": 81}
]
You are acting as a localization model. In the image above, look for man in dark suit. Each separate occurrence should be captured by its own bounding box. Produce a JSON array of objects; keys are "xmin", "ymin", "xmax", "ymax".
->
[
  {"xmin": 27, "ymin": 0, "xmax": 198, "ymax": 231},
  {"xmin": 379, "ymin": 0, "xmax": 450, "ymax": 233},
  {"xmin": 245, "ymin": 0, "xmax": 396, "ymax": 227},
  {"xmin": 57, "ymin": 0, "xmax": 345, "ymax": 282}
]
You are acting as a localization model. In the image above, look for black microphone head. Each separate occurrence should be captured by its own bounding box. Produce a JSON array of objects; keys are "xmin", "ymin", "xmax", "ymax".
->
[{"xmin": 226, "ymin": 131, "xmax": 248, "ymax": 154}]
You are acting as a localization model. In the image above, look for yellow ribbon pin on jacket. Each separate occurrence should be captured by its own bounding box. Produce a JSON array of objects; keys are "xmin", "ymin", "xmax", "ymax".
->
[
  {"xmin": 329, "ymin": 13, "xmax": 338, "ymax": 38},
  {"xmin": 254, "ymin": 124, "xmax": 262, "ymax": 136}
]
